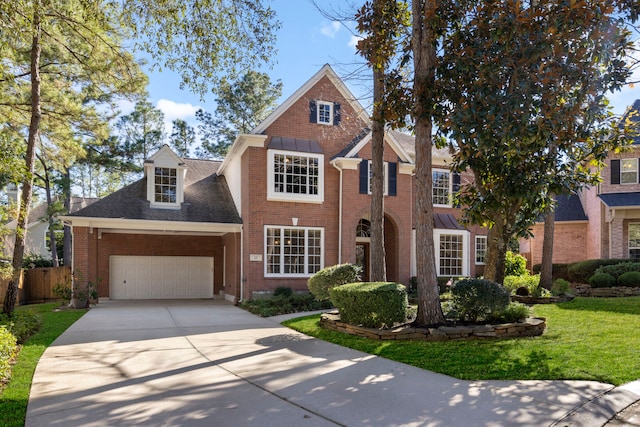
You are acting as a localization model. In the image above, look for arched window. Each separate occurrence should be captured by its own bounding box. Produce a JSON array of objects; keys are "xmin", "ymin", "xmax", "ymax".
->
[{"xmin": 356, "ymin": 219, "xmax": 371, "ymax": 238}]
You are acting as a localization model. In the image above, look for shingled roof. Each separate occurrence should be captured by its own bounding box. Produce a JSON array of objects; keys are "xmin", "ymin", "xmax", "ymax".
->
[
  {"xmin": 68, "ymin": 158, "xmax": 241, "ymax": 224},
  {"xmin": 621, "ymin": 99, "xmax": 640, "ymax": 145}
]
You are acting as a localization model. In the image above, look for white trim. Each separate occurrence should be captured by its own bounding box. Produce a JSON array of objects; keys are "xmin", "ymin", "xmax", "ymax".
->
[
  {"xmin": 433, "ymin": 229, "xmax": 470, "ymax": 277},
  {"xmin": 252, "ymin": 64, "xmax": 370, "ymax": 135},
  {"xmin": 267, "ymin": 149, "xmax": 325, "ymax": 203},
  {"xmin": 628, "ymin": 222, "xmax": 640, "ymax": 258},
  {"xmin": 330, "ymin": 157, "xmax": 360, "ymax": 170},
  {"xmin": 218, "ymin": 134, "xmax": 267, "ymax": 176},
  {"xmin": 621, "ymin": 158, "xmax": 639, "ymax": 185},
  {"xmin": 316, "ymin": 100, "xmax": 334, "ymax": 125},
  {"xmin": 60, "ymin": 216, "xmax": 242, "ymax": 234},
  {"xmin": 367, "ymin": 160, "xmax": 389, "ymax": 196},
  {"xmin": 263, "ymin": 225, "xmax": 325, "ymax": 278},
  {"xmin": 342, "ymin": 131, "xmax": 414, "ymax": 164},
  {"xmin": 475, "ymin": 235, "xmax": 487, "ymax": 265}
]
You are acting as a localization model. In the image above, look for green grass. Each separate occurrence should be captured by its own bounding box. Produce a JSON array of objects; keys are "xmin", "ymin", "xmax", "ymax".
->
[
  {"xmin": 282, "ymin": 296, "xmax": 640, "ymax": 386},
  {"xmin": 0, "ymin": 303, "xmax": 86, "ymax": 427}
]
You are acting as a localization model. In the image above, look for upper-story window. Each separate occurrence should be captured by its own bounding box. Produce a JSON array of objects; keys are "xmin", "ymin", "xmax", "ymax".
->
[
  {"xmin": 309, "ymin": 100, "xmax": 341, "ymax": 126},
  {"xmin": 268, "ymin": 150, "xmax": 324, "ymax": 203},
  {"xmin": 611, "ymin": 158, "xmax": 639, "ymax": 185},
  {"xmin": 622, "ymin": 159, "xmax": 638, "ymax": 184},
  {"xmin": 475, "ymin": 235, "xmax": 487, "ymax": 264},
  {"xmin": 154, "ymin": 167, "xmax": 177, "ymax": 203},
  {"xmin": 368, "ymin": 160, "xmax": 389, "ymax": 196},
  {"xmin": 433, "ymin": 169, "xmax": 451, "ymax": 206}
]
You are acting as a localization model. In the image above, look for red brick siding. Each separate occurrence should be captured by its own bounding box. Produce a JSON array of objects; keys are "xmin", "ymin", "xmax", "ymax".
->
[{"xmin": 525, "ymin": 222, "xmax": 589, "ymax": 267}]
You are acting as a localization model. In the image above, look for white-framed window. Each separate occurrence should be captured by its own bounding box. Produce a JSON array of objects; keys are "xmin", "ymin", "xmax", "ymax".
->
[
  {"xmin": 629, "ymin": 223, "xmax": 640, "ymax": 260},
  {"xmin": 433, "ymin": 169, "xmax": 451, "ymax": 207},
  {"xmin": 433, "ymin": 229, "xmax": 469, "ymax": 277},
  {"xmin": 475, "ymin": 235, "xmax": 487, "ymax": 264},
  {"xmin": 621, "ymin": 159, "xmax": 638, "ymax": 184},
  {"xmin": 368, "ymin": 160, "xmax": 389, "ymax": 196},
  {"xmin": 265, "ymin": 226, "xmax": 324, "ymax": 277},
  {"xmin": 267, "ymin": 150, "xmax": 324, "ymax": 203},
  {"xmin": 317, "ymin": 101, "xmax": 333, "ymax": 125},
  {"xmin": 154, "ymin": 167, "xmax": 177, "ymax": 204}
]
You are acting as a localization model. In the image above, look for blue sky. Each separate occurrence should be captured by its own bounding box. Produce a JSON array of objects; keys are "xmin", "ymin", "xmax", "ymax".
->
[{"xmin": 137, "ymin": 0, "xmax": 640, "ymax": 136}]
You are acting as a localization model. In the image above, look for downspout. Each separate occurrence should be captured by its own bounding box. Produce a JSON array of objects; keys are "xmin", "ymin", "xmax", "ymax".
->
[
  {"xmin": 240, "ymin": 225, "xmax": 244, "ymax": 303},
  {"xmin": 332, "ymin": 161, "xmax": 343, "ymax": 263}
]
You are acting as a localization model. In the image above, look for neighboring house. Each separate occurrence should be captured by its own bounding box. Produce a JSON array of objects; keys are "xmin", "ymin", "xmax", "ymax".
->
[
  {"xmin": 2, "ymin": 189, "xmax": 98, "ymax": 261},
  {"xmin": 521, "ymin": 99, "xmax": 640, "ymax": 267},
  {"xmin": 63, "ymin": 65, "xmax": 487, "ymax": 302}
]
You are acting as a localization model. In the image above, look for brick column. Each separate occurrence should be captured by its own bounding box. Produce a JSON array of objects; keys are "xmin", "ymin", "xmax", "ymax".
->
[{"xmin": 610, "ymin": 217, "xmax": 625, "ymax": 259}]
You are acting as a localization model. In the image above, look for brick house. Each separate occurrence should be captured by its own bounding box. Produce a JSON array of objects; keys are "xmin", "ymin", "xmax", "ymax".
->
[
  {"xmin": 520, "ymin": 99, "xmax": 640, "ymax": 267},
  {"xmin": 63, "ymin": 65, "xmax": 487, "ymax": 301}
]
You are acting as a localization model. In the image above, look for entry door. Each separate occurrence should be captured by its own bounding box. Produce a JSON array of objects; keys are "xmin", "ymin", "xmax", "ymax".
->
[
  {"xmin": 110, "ymin": 256, "xmax": 214, "ymax": 299},
  {"xmin": 355, "ymin": 242, "xmax": 370, "ymax": 282}
]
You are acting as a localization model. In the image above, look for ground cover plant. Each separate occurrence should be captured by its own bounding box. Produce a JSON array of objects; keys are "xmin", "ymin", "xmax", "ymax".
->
[
  {"xmin": 240, "ymin": 289, "xmax": 333, "ymax": 317},
  {"xmin": 0, "ymin": 303, "xmax": 86, "ymax": 427},
  {"xmin": 283, "ymin": 297, "xmax": 640, "ymax": 386}
]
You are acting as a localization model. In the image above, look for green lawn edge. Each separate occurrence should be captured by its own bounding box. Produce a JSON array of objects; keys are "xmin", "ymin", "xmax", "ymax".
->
[
  {"xmin": 282, "ymin": 297, "xmax": 640, "ymax": 386},
  {"xmin": 0, "ymin": 303, "xmax": 87, "ymax": 427}
]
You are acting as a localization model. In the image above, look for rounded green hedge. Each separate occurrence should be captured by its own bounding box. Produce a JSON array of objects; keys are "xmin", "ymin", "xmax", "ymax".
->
[
  {"xmin": 618, "ymin": 271, "xmax": 640, "ymax": 288},
  {"xmin": 330, "ymin": 282, "xmax": 408, "ymax": 329},
  {"xmin": 450, "ymin": 278, "xmax": 510, "ymax": 322},
  {"xmin": 588, "ymin": 272, "xmax": 617, "ymax": 288},
  {"xmin": 307, "ymin": 263, "xmax": 361, "ymax": 301}
]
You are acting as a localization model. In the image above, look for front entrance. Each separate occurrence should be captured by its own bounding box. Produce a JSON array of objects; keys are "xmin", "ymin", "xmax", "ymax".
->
[{"xmin": 355, "ymin": 242, "xmax": 370, "ymax": 282}]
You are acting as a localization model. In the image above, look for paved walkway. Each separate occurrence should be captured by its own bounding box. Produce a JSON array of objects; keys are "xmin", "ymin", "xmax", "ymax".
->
[{"xmin": 26, "ymin": 300, "xmax": 640, "ymax": 427}]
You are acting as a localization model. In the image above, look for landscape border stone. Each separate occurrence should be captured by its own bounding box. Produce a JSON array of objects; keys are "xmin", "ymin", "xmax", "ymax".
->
[
  {"xmin": 573, "ymin": 284, "xmax": 640, "ymax": 297},
  {"xmin": 319, "ymin": 311, "xmax": 546, "ymax": 341}
]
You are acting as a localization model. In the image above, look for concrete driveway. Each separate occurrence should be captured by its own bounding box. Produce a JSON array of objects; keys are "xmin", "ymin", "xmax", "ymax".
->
[{"xmin": 26, "ymin": 300, "xmax": 640, "ymax": 427}]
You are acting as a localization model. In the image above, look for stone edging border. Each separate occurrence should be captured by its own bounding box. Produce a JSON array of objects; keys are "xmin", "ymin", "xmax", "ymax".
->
[
  {"xmin": 573, "ymin": 285, "xmax": 640, "ymax": 297},
  {"xmin": 511, "ymin": 295, "xmax": 574, "ymax": 304},
  {"xmin": 320, "ymin": 311, "xmax": 546, "ymax": 341}
]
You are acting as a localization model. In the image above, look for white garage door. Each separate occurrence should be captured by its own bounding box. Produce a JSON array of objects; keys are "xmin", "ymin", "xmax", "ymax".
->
[{"xmin": 110, "ymin": 256, "xmax": 214, "ymax": 299}]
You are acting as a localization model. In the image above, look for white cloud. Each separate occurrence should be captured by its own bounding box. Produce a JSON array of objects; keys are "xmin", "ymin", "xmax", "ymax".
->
[
  {"xmin": 156, "ymin": 99, "xmax": 200, "ymax": 122},
  {"xmin": 320, "ymin": 21, "xmax": 341, "ymax": 38},
  {"xmin": 348, "ymin": 35, "xmax": 363, "ymax": 49}
]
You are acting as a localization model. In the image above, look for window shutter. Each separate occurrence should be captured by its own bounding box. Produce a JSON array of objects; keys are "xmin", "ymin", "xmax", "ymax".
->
[
  {"xmin": 309, "ymin": 100, "xmax": 317, "ymax": 123},
  {"xmin": 388, "ymin": 162, "xmax": 397, "ymax": 196},
  {"xmin": 333, "ymin": 103, "xmax": 341, "ymax": 125},
  {"xmin": 610, "ymin": 159, "xmax": 620, "ymax": 185},
  {"xmin": 359, "ymin": 159, "xmax": 369, "ymax": 194},
  {"xmin": 452, "ymin": 172, "xmax": 461, "ymax": 207}
]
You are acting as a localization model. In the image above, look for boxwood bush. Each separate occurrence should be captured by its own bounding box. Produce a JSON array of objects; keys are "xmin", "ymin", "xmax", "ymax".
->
[
  {"xmin": 568, "ymin": 259, "xmax": 629, "ymax": 283},
  {"xmin": 595, "ymin": 262, "xmax": 640, "ymax": 279},
  {"xmin": 308, "ymin": 263, "xmax": 361, "ymax": 301},
  {"xmin": 618, "ymin": 271, "xmax": 640, "ymax": 288},
  {"xmin": 450, "ymin": 278, "xmax": 510, "ymax": 322},
  {"xmin": 330, "ymin": 282, "xmax": 408, "ymax": 329},
  {"xmin": 505, "ymin": 251, "xmax": 528, "ymax": 276},
  {"xmin": 503, "ymin": 274, "xmax": 550, "ymax": 297},
  {"xmin": 588, "ymin": 272, "xmax": 617, "ymax": 288}
]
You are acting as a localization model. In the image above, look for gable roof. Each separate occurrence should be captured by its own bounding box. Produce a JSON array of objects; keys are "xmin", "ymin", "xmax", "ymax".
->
[
  {"xmin": 67, "ymin": 158, "xmax": 241, "ymax": 225},
  {"xmin": 251, "ymin": 64, "xmax": 370, "ymax": 135},
  {"xmin": 554, "ymin": 193, "xmax": 588, "ymax": 222}
]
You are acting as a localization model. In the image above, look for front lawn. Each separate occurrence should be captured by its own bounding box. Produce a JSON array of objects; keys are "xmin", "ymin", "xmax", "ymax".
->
[
  {"xmin": 282, "ymin": 297, "xmax": 640, "ymax": 386},
  {"xmin": 0, "ymin": 303, "xmax": 86, "ymax": 427}
]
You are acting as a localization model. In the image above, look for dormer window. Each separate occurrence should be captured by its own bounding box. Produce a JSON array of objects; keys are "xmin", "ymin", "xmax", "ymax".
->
[
  {"xmin": 145, "ymin": 145, "xmax": 186, "ymax": 209},
  {"xmin": 154, "ymin": 167, "xmax": 177, "ymax": 203}
]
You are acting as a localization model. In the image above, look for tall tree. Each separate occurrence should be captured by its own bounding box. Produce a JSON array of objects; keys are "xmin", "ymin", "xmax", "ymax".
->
[
  {"xmin": 196, "ymin": 71, "xmax": 282, "ymax": 159},
  {"xmin": 439, "ymin": 0, "xmax": 638, "ymax": 284},
  {"xmin": 355, "ymin": 0, "xmax": 411, "ymax": 282},
  {"xmin": 170, "ymin": 119, "xmax": 195, "ymax": 158},
  {"xmin": 116, "ymin": 100, "xmax": 165, "ymax": 168},
  {"xmin": 1, "ymin": 0, "xmax": 279, "ymax": 315}
]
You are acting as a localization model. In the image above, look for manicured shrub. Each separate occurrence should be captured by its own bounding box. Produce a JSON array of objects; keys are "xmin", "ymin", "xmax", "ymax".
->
[
  {"xmin": 0, "ymin": 326, "xmax": 18, "ymax": 384},
  {"xmin": 307, "ymin": 263, "xmax": 361, "ymax": 301},
  {"xmin": 568, "ymin": 259, "xmax": 629, "ymax": 283},
  {"xmin": 595, "ymin": 262, "xmax": 640, "ymax": 279},
  {"xmin": 588, "ymin": 273, "xmax": 617, "ymax": 288},
  {"xmin": 330, "ymin": 282, "xmax": 408, "ymax": 328},
  {"xmin": 489, "ymin": 302, "xmax": 531, "ymax": 323},
  {"xmin": 505, "ymin": 251, "xmax": 528, "ymax": 277},
  {"xmin": 618, "ymin": 271, "xmax": 640, "ymax": 288},
  {"xmin": 273, "ymin": 286, "xmax": 293, "ymax": 298},
  {"xmin": 503, "ymin": 274, "xmax": 550, "ymax": 297},
  {"xmin": 551, "ymin": 278, "xmax": 571, "ymax": 296},
  {"xmin": 450, "ymin": 278, "xmax": 510, "ymax": 322}
]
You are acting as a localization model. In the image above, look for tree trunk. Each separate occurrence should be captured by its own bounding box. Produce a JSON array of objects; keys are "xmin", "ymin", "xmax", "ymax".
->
[
  {"xmin": 484, "ymin": 220, "xmax": 509, "ymax": 284},
  {"xmin": 370, "ymin": 65, "xmax": 386, "ymax": 282},
  {"xmin": 540, "ymin": 207, "xmax": 555, "ymax": 289},
  {"xmin": 3, "ymin": 7, "xmax": 42, "ymax": 315},
  {"xmin": 38, "ymin": 156, "xmax": 59, "ymax": 267},
  {"xmin": 412, "ymin": 0, "xmax": 444, "ymax": 326},
  {"xmin": 63, "ymin": 167, "xmax": 72, "ymax": 267}
]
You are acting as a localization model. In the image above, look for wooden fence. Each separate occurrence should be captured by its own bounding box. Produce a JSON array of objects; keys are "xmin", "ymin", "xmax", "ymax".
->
[{"xmin": 0, "ymin": 266, "xmax": 71, "ymax": 305}]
